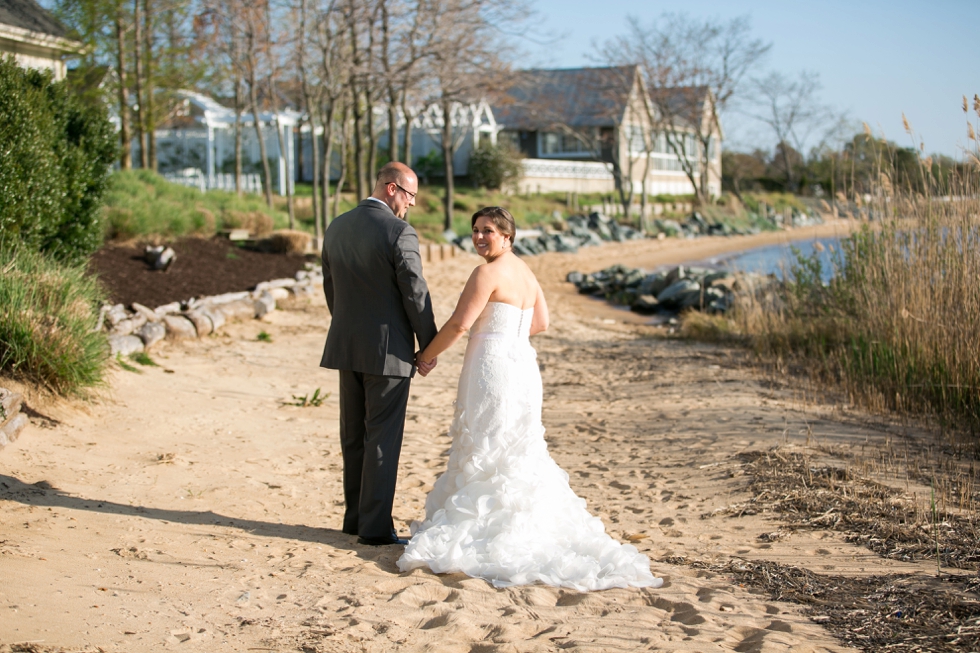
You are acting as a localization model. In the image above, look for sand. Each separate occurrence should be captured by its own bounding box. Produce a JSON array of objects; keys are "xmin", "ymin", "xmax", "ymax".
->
[{"xmin": 1, "ymin": 220, "xmax": 928, "ymax": 652}]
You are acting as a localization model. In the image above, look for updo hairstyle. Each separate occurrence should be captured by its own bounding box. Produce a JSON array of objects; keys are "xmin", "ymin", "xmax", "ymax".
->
[{"xmin": 471, "ymin": 206, "xmax": 516, "ymax": 245}]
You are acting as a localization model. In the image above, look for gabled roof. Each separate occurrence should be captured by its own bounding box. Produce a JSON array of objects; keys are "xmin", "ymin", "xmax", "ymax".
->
[
  {"xmin": 492, "ymin": 65, "xmax": 639, "ymax": 131},
  {"xmin": 0, "ymin": 0, "xmax": 68, "ymax": 38},
  {"xmin": 649, "ymin": 85, "xmax": 714, "ymax": 132}
]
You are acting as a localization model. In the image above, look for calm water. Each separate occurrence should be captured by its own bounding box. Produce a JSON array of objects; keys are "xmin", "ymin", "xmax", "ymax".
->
[{"xmin": 703, "ymin": 237, "xmax": 843, "ymax": 281}]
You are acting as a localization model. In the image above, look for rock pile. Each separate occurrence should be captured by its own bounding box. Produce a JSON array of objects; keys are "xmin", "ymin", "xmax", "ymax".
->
[
  {"xmin": 567, "ymin": 264, "xmax": 766, "ymax": 315},
  {"xmin": 0, "ymin": 388, "xmax": 28, "ymax": 450},
  {"xmin": 454, "ymin": 212, "xmax": 643, "ymax": 256},
  {"xmin": 651, "ymin": 211, "xmax": 765, "ymax": 239},
  {"xmin": 102, "ymin": 264, "xmax": 324, "ymax": 356}
]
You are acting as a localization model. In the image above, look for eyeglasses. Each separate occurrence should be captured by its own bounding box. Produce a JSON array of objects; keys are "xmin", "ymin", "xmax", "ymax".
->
[{"xmin": 391, "ymin": 182, "xmax": 417, "ymax": 200}]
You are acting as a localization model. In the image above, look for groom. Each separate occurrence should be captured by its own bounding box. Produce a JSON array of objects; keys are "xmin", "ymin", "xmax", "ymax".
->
[{"xmin": 320, "ymin": 162, "xmax": 438, "ymax": 546}]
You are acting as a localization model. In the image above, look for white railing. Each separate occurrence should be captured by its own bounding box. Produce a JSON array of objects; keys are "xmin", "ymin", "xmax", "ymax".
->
[
  {"xmin": 520, "ymin": 158, "xmax": 614, "ymax": 180},
  {"xmin": 163, "ymin": 169, "xmax": 264, "ymax": 194}
]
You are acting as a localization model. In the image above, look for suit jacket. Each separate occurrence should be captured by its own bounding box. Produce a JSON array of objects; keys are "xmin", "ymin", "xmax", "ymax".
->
[{"xmin": 320, "ymin": 199, "xmax": 438, "ymax": 378}]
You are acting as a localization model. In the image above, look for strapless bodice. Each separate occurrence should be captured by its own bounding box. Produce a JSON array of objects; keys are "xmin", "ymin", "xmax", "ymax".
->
[{"xmin": 470, "ymin": 302, "xmax": 533, "ymax": 340}]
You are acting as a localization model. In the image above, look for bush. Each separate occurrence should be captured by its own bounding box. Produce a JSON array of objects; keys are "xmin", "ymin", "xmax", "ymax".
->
[
  {"xmin": 0, "ymin": 56, "xmax": 116, "ymax": 263},
  {"xmin": 0, "ymin": 245, "xmax": 109, "ymax": 395},
  {"xmin": 468, "ymin": 142, "xmax": 523, "ymax": 190}
]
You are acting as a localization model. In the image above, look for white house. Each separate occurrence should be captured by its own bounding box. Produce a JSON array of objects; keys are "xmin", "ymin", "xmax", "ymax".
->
[{"xmin": 0, "ymin": 0, "xmax": 82, "ymax": 80}]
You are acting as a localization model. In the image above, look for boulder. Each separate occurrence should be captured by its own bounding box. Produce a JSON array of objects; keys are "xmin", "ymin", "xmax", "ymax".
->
[
  {"xmin": 657, "ymin": 279, "xmax": 701, "ymax": 307},
  {"xmin": 254, "ymin": 278, "xmax": 296, "ymax": 293},
  {"xmin": 109, "ymin": 334, "xmax": 144, "ymax": 356},
  {"xmin": 163, "ymin": 315, "xmax": 198, "ymax": 339},
  {"xmin": 137, "ymin": 321, "xmax": 167, "ymax": 349},
  {"xmin": 639, "ymin": 273, "xmax": 669, "ymax": 297},
  {"xmin": 183, "ymin": 309, "xmax": 214, "ymax": 337},
  {"xmin": 267, "ymin": 287, "xmax": 291, "ymax": 301},
  {"xmin": 200, "ymin": 306, "xmax": 226, "ymax": 331},
  {"xmin": 254, "ymin": 291, "xmax": 276, "ymax": 318},
  {"xmin": 109, "ymin": 313, "xmax": 147, "ymax": 337},
  {"xmin": 131, "ymin": 302, "xmax": 160, "ymax": 322},
  {"xmin": 0, "ymin": 412, "xmax": 29, "ymax": 447},
  {"xmin": 630, "ymin": 294, "xmax": 659, "ymax": 314},
  {"xmin": 219, "ymin": 299, "xmax": 258, "ymax": 321},
  {"xmin": 154, "ymin": 302, "xmax": 182, "ymax": 317},
  {"xmin": 703, "ymin": 270, "xmax": 732, "ymax": 287},
  {"xmin": 566, "ymin": 271, "xmax": 585, "ymax": 285},
  {"xmin": 0, "ymin": 389, "xmax": 24, "ymax": 421},
  {"xmin": 290, "ymin": 282, "xmax": 317, "ymax": 298},
  {"xmin": 105, "ymin": 304, "xmax": 129, "ymax": 327}
]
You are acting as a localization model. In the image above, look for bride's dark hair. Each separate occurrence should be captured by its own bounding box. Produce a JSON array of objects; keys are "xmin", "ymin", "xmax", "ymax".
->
[{"xmin": 471, "ymin": 206, "xmax": 516, "ymax": 245}]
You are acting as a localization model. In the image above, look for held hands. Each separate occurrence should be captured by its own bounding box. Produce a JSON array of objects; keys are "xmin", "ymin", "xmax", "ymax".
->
[{"xmin": 415, "ymin": 352, "xmax": 438, "ymax": 377}]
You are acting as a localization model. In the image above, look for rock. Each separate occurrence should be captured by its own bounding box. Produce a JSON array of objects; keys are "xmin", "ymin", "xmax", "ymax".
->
[
  {"xmin": 0, "ymin": 389, "xmax": 24, "ymax": 421},
  {"xmin": 631, "ymin": 294, "xmax": 659, "ymax": 314},
  {"xmin": 254, "ymin": 291, "xmax": 276, "ymax": 318},
  {"xmin": 623, "ymin": 269, "xmax": 645, "ymax": 288},
  {"xmin": 131, "ymin": 302, "xmax": 160, "ymax": 322},
  {"xmin": 664, "ymin": 266, "xmax": 688, "ymax": 285},
  {"xmin": 109, "ymin": 334, "xmax": 144, "ymax": 356},
  {"xmin": 443, "ymin": 229, "xmax": 458, "ymax": 243},
  {"xmin": 703, "ymin": 271, "xmax": 732, "ymax": 287},
  {"xmin": 267, "ymin": 287, "xmax": 290, "ymax": 301},
  {"xmin": 290, "ymin": 282, "xmax": 316, "ymax": 298},
  {"xmin": 218, "ymin": 299, "xmax": 257, "ymax": 321},
  {"xmin": 183, "ymin": 309, "xmax": 214, "ymax": 337},
  {"xmin": 199, "ymin": 306, "xmax": 225, "ymax": 331},
  {"xmin": 105, "ymin": 304, "xmax": 129, "ymax": 327},
  {"xmin": 154, "ymin": 302, "xmax": 182, "ymax": 317},
  {"xmin": 109, "ymin": 313, "xmax": 147, "ymax": 337},
  {"xmin": 639, "ymin": 273, "xmax": 669, "ymax": 297},
  {"xmin": 255, "ymin": 278, "xmax": 296, "ymax": 292},
  {"xmin": 657, "ymin": 279, "xmax": 701, "ymax": 306},
  {"xmin": 0, "ymin": 412, "xmax": 29, "ymax": 447},
  {"xmin": 566, "ymin": 271, "xmax": 585, "ymax": 284},
  {"xmin": 144, "ymin": 245, "xmax": 176, "ymax": 270},
  {"xmin": 163, "ymin": 315, "xmax": 198, "ymax": 339},
  {"xmin": 200, "ymin": 291, "xmax": 251, "ymax": 307},
  {"xmin": 137, "ymin": 321, "xmax": 166, "ymax": 349}
]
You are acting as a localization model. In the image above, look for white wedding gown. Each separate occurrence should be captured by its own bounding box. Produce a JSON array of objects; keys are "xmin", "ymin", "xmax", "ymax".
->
[{"xmin": 397, "ymin": 302, "xmax": 662, "ymax": 590}]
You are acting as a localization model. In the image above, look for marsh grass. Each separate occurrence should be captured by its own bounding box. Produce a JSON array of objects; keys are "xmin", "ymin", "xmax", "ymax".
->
[
  {"xmin": 701, "ymin": 108, "xmax": 980, "ymax": 443},
  {"xmin": 0, "ymin": 246, "xmax": 109, "ymax": 395}
]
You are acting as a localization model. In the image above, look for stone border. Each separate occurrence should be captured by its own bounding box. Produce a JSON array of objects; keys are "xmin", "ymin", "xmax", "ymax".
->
[
  {"xmin": 0, "ymin": 388, "xmax": 28, "ymax": 451},
  {"xmin": 104, "ymin": 265, "xmax": 325, "ymax": 356}
]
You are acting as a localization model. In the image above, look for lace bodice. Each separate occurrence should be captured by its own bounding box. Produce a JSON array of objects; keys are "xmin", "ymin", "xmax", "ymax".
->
[{"xmin": 470, "ymin": 302, "xmax": 533, "ymax": 340}]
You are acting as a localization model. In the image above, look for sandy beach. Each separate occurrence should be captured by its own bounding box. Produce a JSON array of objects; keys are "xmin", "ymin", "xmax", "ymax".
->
[{"xmin": 2, "ymin": 219, "xmax": 937, "ymax": 653}]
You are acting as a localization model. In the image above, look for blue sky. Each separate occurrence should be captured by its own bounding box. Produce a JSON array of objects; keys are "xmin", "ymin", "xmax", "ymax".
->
[{"xmin": 520, "ymin": 0, "xmax": 980, "ymax": 158}]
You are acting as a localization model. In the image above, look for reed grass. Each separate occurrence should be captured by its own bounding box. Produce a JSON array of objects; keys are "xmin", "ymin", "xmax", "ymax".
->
[
  {"xmin": 697, "ymin": 103, "xmax": 980, "ymax": 442},
  {"xmin": 0, "ymin": 245, "xmax": 109, "ymax": 395}
]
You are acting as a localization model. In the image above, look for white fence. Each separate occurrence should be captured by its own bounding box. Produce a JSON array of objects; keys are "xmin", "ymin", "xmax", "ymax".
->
[
  {"xmin": 520, "ymin": 158, "xmax": 614, "ymax": 180},
  {"xmin": 163, "ymin": 169, "xmax": 264, "ymax": 195}
]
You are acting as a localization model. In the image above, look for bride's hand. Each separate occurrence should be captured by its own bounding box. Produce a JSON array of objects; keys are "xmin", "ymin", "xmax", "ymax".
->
[{"xmin": 416, "ymin": 352, "xmax": 437, "ymax": 377}]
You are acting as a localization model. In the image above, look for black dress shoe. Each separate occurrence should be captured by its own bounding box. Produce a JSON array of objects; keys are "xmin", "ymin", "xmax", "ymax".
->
[{"xmin": 357, "ymin": 535, "xmax": 409, "ymax": 546}]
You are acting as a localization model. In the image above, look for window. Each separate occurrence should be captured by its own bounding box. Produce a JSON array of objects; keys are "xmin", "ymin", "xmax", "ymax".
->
[{"xmin": 539, "ymin": 130, "xmax": 591, "ymax": 156}]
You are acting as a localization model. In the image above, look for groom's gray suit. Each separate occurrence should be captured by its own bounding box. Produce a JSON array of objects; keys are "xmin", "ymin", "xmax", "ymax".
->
[{"xmin": 320, "ymin": 198, "xmax": 437, "ymax": 541}]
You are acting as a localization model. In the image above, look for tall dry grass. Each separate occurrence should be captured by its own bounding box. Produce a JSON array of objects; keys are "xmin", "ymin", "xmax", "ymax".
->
[{"xmin": 721, "ymin": 100, "xmax": 980, "ymax": 442}]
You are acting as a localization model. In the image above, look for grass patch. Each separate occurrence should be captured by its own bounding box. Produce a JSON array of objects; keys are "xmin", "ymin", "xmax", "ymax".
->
[
  {"xmin": 130, "ymin": 351, "xmax": 158, "ymax": 367},
  {"xmin": 256, "ymin": 330, "xmax": 272, "ymax": 342},
  {"xmin": 115, "ymin": 353, "xmax": 140, "ymax": 373},
  {"xmin": 0, "ymin": 246, "xmax": 109, "ymax": 395},
  {"xmin": 103, "ymin": 169, "xmax": 289, "ymax": 241},
  {"xmin": 288, "ymin": 387, "xmax": 328, "ymax": 407}
]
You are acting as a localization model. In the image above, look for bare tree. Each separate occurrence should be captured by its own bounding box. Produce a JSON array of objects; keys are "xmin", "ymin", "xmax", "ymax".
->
[
  {"xmin": 747, "ymin": 70, "xmax": 845, "ymax": 191},
  {"xmin": 600, "ymin": 13, "xmax": 770, "ymax": 204},
  {"xmin": 242, "ymin": 5, "xmax": 275, "ymax": 208},
  {"xmin": 114, "ymin": 0, "xmax": 133, "ymax": 169},
  {"xmin": 426, "ymin": 0, "xmax": 526, "ymax": 230}
]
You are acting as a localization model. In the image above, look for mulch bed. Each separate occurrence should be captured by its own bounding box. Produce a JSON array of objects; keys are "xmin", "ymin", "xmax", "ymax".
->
[{"xmin": 88, "ymin": 237, "xmax": 316, "ymax": 308}]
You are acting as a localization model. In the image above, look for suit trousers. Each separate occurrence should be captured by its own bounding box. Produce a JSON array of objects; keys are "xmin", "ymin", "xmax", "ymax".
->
[{"xmin": 338, "ymin": 370, "xmax": 412, "ymax": 539}]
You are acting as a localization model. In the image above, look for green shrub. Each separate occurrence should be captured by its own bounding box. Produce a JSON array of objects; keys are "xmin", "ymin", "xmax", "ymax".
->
[
  {"xmin": 0, "ymin": 245, "xmax": 109, "ymax": 395},
  {"xmin": 0, "ymin": 56, "xmax": 115, "ymax": 263},
  {"xmin": 468, "ymin": 143, "xmax": 523, "ymax": 190}
]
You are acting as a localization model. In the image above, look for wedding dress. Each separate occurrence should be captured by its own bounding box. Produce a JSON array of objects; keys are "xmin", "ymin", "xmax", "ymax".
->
[{"xmin": 397, "ymin": 302, "xmax": 661, "ymax": 590}]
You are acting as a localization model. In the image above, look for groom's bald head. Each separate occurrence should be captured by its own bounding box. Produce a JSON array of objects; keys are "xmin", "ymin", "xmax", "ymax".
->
[{"xmin": 371, "ymin": 162, "xmax": 419, "ymax": 219}]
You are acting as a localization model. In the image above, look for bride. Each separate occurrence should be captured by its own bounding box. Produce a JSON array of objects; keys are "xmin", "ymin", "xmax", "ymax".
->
[{"xmin": 397, "ymin": 207, "xmax": 661, "ymax": 591}]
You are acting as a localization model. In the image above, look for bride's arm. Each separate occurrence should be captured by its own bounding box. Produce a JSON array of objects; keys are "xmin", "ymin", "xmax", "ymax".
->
[
  {"xmin": 529, "ymin": 283, "xmax": 549, "ymax": 335},
  {"xmin": 418, "ymin": 266, "xmax": 495, "ymax": 363}
]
